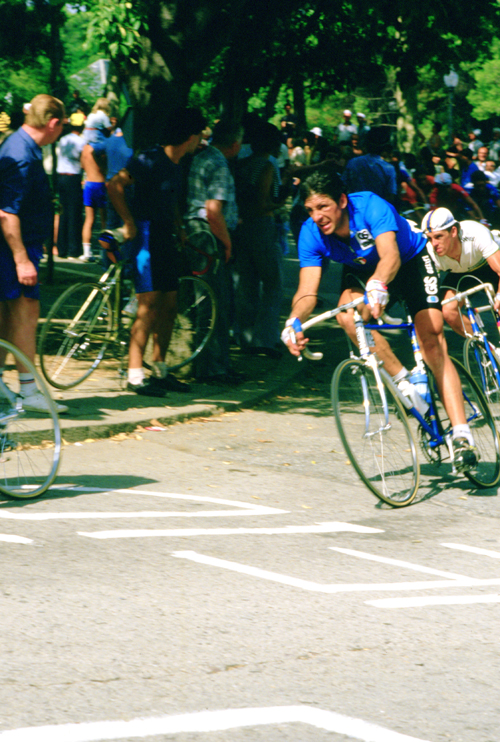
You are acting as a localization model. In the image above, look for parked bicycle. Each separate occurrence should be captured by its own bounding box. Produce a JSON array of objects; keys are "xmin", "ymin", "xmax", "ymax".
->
[
  {"xmin": 0, "ymin": 339, "xmax": 61, "ymax": 498},
  {"xmin": 295, "ymin": 295, "xmax": 500, "ymax": 507},
  {"xmin": 38, "ymin": 247, "xmax": 217, "ymax": 391},
  {"xmin": 442, "ymin": 280, "xmax": 500, "ymax": 422}
]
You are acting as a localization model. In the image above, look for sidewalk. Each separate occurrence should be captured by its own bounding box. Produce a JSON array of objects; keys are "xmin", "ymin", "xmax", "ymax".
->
[{"xmin": 37, "ymin": 256, "xmax": 307, "ymax": 443}]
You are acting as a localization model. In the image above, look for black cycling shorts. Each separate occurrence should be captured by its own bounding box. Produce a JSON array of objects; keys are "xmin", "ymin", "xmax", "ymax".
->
[{"xmin": 340, "ymin": 249, "xmax": 442, "ymax": 317}]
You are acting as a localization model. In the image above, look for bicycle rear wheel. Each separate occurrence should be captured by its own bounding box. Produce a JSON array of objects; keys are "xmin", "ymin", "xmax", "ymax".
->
[
  {"xmin": 164, "ymin": 275, "xmax": 217, "ymax": 371},
  {"xmin": 464, "ymin": 337, "xmax": 500, "ymax": 422},
  {"xmin": 39, "ymin": 283, "xmax": 113, "ymax": 389},
  {"xmin": 442, "ymin": 358, "xmax": 500, "ymax": 488},
  {"xmin": 0, "ymin": 340, "xmax": 60, "ymax": 499},
  {"xmin": 332, "ymin": 358, "xmax": 420, "ymax": 506}
]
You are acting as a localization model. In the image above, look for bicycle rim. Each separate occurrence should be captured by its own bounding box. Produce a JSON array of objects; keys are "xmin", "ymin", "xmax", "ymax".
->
[
  {"xmin": 332, "ymin": 358, "xmax": 419, "ymax": 506},
  {"xmin": 464, "ymin": 337, "xmax": 500, "ymax": 422},
  {"xmin": 0, "ymin": 341, "xmax": 61, "ymax": 499},
  {"xmin": 39, "ymin": 283, "xmax": 113, "ymax": 389},
  {"xmin": 450, "ymin": 357, "xmax": 500, "ymax": 488},
  {"xmin": 165, "ymin": 276, "xmax": 217, "ymax": 371}
]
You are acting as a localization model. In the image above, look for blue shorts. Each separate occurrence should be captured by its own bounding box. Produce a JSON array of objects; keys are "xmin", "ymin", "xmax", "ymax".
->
[
  {"xmin": 83, "ymin": 181, "xmax": 107, "ymax": 209},
  {"xmin": 131, "ymin": 220, "xmax": 179, "ymax": 294},
  {"xmin": 0, "ymin": 243, "xmax": 42, "ymax": 301}
]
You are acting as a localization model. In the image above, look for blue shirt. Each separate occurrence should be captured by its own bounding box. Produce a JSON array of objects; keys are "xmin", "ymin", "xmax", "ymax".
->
[
  {"xmin": 0, "ymin": 127, "xmax": 52, "ymax": 247},
  {"xmin": 342, "ymin": 154, "xmax": 397, "ymax": 200},
  {"xmin": 298, "ymin": 191, "xmax": 426, "ymax": 270},
  {"xmin": 93, "ymin": 134, "xmax": 133, "ymax": 181}
]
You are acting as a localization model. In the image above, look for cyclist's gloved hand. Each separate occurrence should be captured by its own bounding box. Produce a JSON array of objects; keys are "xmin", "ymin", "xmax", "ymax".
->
[
  {"xmin": 281, "ymin": 316, "xmax": 303, "ymax": 346},
  {"xmin": 366, "ymin": 279, "xmax": 389, "ymax": 310},
  {"xmin": 495, "ymin": 292, "xmax": 500, "ymax": 312}
]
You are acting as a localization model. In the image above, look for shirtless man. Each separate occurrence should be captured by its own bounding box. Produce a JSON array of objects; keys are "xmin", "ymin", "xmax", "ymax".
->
[{"xmin": 80, "ymin": 120, "xmax": 109, "ymax": 261}]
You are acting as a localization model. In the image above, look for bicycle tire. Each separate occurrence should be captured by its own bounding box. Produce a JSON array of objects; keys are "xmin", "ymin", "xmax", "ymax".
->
[
  {"xmin": 432, "ymin": 357, "xmax": 500, "ymax": 488},
  {"xmin": 39, "ymin": 283, "xmax": 113, "ymax": 389},
  {"xmin": 332, "ymin": 358, "xmax": 420, "ymax": 507},
  {"xmin": 164, "ymin": 275, "xmax": 217, "ymax": 371},
  {"xmin": 463, "ymin": 337, "xmax": 500, "ymax": 422},
  {"xmin": 0, "ymin": 340, "xmax": 61, "ymax": 499}
]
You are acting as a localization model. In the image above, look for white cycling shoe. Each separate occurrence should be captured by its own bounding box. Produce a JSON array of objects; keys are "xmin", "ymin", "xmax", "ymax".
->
[{"xmin": 20, "ymin": 391, "xmax": 68, "ymax": 414}]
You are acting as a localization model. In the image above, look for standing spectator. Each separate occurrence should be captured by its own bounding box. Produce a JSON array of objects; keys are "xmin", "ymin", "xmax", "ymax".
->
[
  {"xmin": 457, "ymin": 148, "xmax": 479, "ymax": 191},
  {"xmin": 356, "ymin": 112, "xmax": 370, "ymax": 147},
  {"xmin": 69, "ymin": 90, "xmax": 89, "ymax": 116},
  {"xmin": 476, "ymin": 146, "xmax": 489, "ymax": 172},
  {"xmin": 336, "ymin": 109, "xmax": 357, "ymax": 143},
  {"xmin": 341, "ymin": 127, "xmax": 397, "ymax": 204},
  {"xmin": 235, "ymin": 122, "xmax": 289, "ymax": 357},
  {"xmin": 186, "ymin": 119, "xmax": 243, "ymax": 384},
  {"xmin": 488, "ymin": 128, "xmax": 500, "ymax": 162},
  {"xmin": 467, "ymin": 128, "xmax": 484, "ymax": 157},
  {"xmin": 92, "ymin": 116, "xmax": 133, "ymax": 230},
  {"xmin": 485, "ymin": 160, "xmax": 500, "ymax": 186},
  {"xmin": 56, "ymin": 112, "xmax": 85, "ymax": 258},
  {"xmin": 279, "ymin": 102, "xmax": 298, "ymax": 144},
  {"xmin": 107, "ymin": 107, "xmax": 206, "ymax": 396},
  {"xmin": 469, "ymin": 170, "xmax": 500, "ymax": 228},
  {"xmin": 0, "ymin": 94, "xmax": 68, "ymax": 413}
]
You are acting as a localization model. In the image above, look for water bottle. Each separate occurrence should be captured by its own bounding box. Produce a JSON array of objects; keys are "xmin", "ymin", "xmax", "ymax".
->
[
  {"xmin": 409, "ymin": 368, "xmax": 431, "ymax": 414},
  {"xmin": 397, "ymin": 378, "xmax": 429, "ymax": 416}
]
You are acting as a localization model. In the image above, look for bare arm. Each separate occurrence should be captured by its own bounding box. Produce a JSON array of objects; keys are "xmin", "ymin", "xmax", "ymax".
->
[
  {"xmin": 286, "ymin": 266, "xmax": 322, "ymax": 357},
  {"xmin": 369, "ymin": 231, "xmax": 401, "ymax": 319},
  {"xmin": 0, "ymin": 210, "xmax": 37, "ymax": 286},
  {"xmin": 106, "ymin": 169, "xmax": 137, "ymax": 240},
  {"xmin": 464, "ymin": 193, "xmax": 484, "ymax": 221},
  {"xmin": 486, "ymin": 251, "xmax": 500, "ymax": 308},
  {"xmin": 206, "ymin": 199, "xmax": 231, "ymax": 262}
]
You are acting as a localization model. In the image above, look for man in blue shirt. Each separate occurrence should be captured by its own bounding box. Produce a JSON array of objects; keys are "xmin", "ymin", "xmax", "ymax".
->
[
  {"xmin": 342, "ymin": 127, "xmax": 398, "ymax": 204},
  {"xmin": 282, "ymin": 166, "xmax": 478, "ymax": 471},
  {"xmin": 0, "ymin": 93, "xmax": 68, "ymax": 413}
]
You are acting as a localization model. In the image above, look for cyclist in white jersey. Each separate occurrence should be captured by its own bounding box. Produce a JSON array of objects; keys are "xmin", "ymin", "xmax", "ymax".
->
[{"xmin": 421, "ymin": 208, "xmax": 500, "ymax": 338}]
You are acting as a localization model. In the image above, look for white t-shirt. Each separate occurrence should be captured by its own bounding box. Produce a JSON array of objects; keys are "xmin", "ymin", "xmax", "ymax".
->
[{"xmin": 427, "ymin": 220, "xmax": 499, "ymax": 273}]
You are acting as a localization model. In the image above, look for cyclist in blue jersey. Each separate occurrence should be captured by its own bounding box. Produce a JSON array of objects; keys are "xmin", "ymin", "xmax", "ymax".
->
[{"xmin": 282, "ymin": 166, "xmax": 478, "ymax": 471}]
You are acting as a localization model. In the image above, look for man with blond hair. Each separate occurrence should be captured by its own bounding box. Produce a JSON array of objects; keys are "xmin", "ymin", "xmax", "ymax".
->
[{"xmin": 0, "ymin": 93, "xmax": 68, "ymax": 413}]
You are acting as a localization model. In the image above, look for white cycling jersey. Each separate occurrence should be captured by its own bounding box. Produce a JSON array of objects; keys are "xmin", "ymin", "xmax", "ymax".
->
[{"xmin": 427, "ymin": 220, "xmax": 499, "ymax": 274}]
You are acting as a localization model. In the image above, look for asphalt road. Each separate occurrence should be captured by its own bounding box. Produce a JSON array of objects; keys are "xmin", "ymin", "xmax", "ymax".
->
[{"xmin": 1, "ymin": 360, "xmax": 500, "ymax": 742}]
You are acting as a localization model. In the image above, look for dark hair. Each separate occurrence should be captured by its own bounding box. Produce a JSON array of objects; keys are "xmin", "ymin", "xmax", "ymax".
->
[
  {"xmin": 366, "ymin": 126, "xmax": 392, "ymax": 154},
  {"xmin": 301, "ymin": 163, "xmax": 344, "ymax": 202},
  {"xmin": 161, "ymin": 107, "xmax": 207, "ymax": 146},
  {"xmin": 211, "ymin": 119, "xmax": 244, "ymax": 148},
  {"xmin": 471, "ymin": 170, "xmax": 488, "ymax": 185}
]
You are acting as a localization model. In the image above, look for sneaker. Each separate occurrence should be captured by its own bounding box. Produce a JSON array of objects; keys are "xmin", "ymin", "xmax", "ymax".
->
[
  {"xmin": 20, "ymin": 391, "xmax": 68, "ymax": 414},
  {"xmin": 127, "ymin": 380, "xmax": 166, "ymax": 398},
  {"xmin": 152, "ymin": 374, "xmax": 191, "ymax": 393},
  {"xmin": 79, "ymin": 255, "xmax": 95, "ymax": 263},
  {"xmin": 452, "ymin": 437, "xmax": 478, "ymax": 472}
]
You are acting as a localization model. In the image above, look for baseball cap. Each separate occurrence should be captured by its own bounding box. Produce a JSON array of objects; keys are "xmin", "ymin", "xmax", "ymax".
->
[
  {"xmin": 473, "ymin": 128, "xmax": 482, "ymax": 137},
  {"xmin": 421, "ymin": 207, "xmax": 457, "ymax": 234},
  {"xmin": 434, "ymin": 172, "xmax": 453, "ymax": 186},
  {"xmin": 69, "ymin": 112, "xmax": 85, "ymax": 127},
  {"xmin": 356, "ymin": 112, "xmax": 366, "ymax": 119},
  {"xmin": 310, "ymin": 127, "xmax": 322, "ymax": 136},
  {"xmin": 343, "ymin": 109, "xmax": 352, "ymax": 116}
]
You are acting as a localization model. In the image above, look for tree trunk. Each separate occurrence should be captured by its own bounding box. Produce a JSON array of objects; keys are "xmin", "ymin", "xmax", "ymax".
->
[
  {"xmin": 394, "ymin": 80, "xmax": 419, "ymax": 154},
  {"xmin": 291, "ymin": 73, "xmax": 307, "ymax": 130}
]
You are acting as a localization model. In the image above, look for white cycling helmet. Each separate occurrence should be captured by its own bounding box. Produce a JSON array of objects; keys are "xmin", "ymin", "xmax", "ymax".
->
[{"xmin": 421, "ymin": 207, "xmax": 457, "ymax": 234}]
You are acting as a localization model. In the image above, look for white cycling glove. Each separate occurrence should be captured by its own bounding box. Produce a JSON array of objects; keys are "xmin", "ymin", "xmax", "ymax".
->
[
  {"xmin": 281, "ymin": 317, "xmax": 303, "ymax": 345},
  {"xmin": 366, "ymin": 279, "xmax": 389, "ymax": 310}
]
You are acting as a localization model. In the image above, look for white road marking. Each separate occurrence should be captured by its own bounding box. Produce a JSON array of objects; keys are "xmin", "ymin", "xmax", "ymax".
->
[
  {"xmin": 328, "ymin": 547, "xmax": 470, "ymax": 580},
  {"xmin": 0, "ymin": 489, "xmax": 287, "ymax": 520},
  {"xmin": 367, "ymin": 594, "xmax": 500, "ymax": 608},
  {"xmin": 78, "ymin": 521, "xmax": 383, "ymax": 539},
  {"xmin": 0, "ymin": 534, "xmax": 32, "ymax": 544},
  {"xmin": 172, "ymin": 551, "xmax": 483, "ymax": 593},
  {"xmin": 442, "ymin": 542, "xmax": 500, "ymax": 559},
  {"xmin": 0, "ymin": 705, "xmax": 433, "ymax": 741}
]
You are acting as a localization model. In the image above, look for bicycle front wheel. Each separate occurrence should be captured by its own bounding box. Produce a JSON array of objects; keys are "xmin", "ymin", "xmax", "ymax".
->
[
  {"xmin": 332, "ymin": 359, "xmax": 420, "ymax": 507},
  {"xmin": 449, "ymin": 358, "xmax": 500, "ymax": 488},
  {"xmin": 39, "ymin": 283, "xmax": 113, "ymax": 389},
  {"xmin": 0, "ymin": 340, "xmax": 60, "ymax": 499},
  {"xmin": 464, "ymin": 337, "xmax": 500, "ymax": 422},
  {"xmin": 164, "ymin": 275, "xmax": 217, "ymax": 371}
]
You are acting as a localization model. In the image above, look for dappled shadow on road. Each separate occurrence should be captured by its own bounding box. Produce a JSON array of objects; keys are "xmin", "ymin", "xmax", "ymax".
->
[{"xmin": 0, "ymin": 475, "xmax": 157, "ymax": 507}]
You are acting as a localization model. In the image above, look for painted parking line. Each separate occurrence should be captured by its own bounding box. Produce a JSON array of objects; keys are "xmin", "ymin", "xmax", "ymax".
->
[
  {"xmin": 171, "ymin": 550, "xmax": 484, "ymax": 593},
  {"xmin": 328, "ymin": 547, "xmax": 470, "ymax": 580},
  {"xmin": 0, "ymin": 534, "xmax": 32, "ymax": 544},
  {"xmin": 366, "ymin": 594, "xmax": 500, "ymax": 608},
  {"xmin": 442, "ymin": 542, "xmax": 500, "ymax": 559},
  {"xmin": 0, "ymin": 489, "xmax": 287, "ymax": 520},
  {"xmin": 0, "ymin": 705, "xmax": 433, "ymax": 742},
  {"xmin": 78, "ymin": 521, "xmax": 383, "ymax": 539}
]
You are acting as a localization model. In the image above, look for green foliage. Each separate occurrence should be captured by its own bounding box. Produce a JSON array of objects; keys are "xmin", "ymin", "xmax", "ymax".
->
[
  {"xmin": 467, "ymin": 40, "xmax": 500, "ymax": 120},
  {"xmin": 84, "ymin": 0, "xmax": 149, "ymax": 65}
]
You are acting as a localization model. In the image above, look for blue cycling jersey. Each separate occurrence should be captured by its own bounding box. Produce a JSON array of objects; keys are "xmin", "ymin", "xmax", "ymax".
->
[{"xmin": 298, "ymin": 191, "xmax": 427, "ymax": 270}]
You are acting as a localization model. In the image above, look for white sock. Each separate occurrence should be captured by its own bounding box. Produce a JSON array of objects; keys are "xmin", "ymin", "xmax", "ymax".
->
[
  {"xmin": 128, "ymin": 368, "xmax": 145, "ymax": 386},
  {"xmin": 452, "ymin": 424, "xmax": 474, "ymax": 445},
  {"xmin": 392, "ymin": 367, "xmax": 409, "ymax": 383},
  {"xmin": 82, "ymin": 243, "xmax": 92, "ymax": 258},
  {"xmin": 151, "ymin": 361, "xmax": 168, "ymax": 379},
  {"xmin": 19, "ymin": 373, "xmax": 37, "ymax": 397}
]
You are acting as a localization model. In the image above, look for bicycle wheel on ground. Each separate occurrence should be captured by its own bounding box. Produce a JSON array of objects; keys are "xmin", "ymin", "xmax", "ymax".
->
[
  {"xmin": 0, "ymin": 340, "xmax": 60, "ymax": 499},
  {"xmin": 438, "ymin": 358, "xmax": 500, "ymax": 488},
  {"xmin": 463, "ymin": 337, "xmax": 500, "ymax": 422},
  {"xmin": 332, "ymin": 358, "xmax": 420, "ymax": 507},
  {"xmin": 164, "ymin": 275, "xmax": 217, "ymax": 372},
  {"xmin": 39, "ymin": 283, "xmax": 113, "ymax": 389}
]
